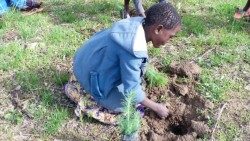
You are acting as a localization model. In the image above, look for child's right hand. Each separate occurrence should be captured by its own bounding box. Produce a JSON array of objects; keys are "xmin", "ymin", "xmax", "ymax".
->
[
  {"xmin": 155, "ymin": 103, "xmax": 170, "ymax": 118},
  {"xmin": 141, "ymin": 98, "xmax": 171, "ymax": 118}
]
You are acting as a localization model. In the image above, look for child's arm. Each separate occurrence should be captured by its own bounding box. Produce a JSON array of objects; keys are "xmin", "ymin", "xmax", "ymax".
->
[{"xmin": 119, "ymin": 51, "xmax": 169, "ymax": 117}]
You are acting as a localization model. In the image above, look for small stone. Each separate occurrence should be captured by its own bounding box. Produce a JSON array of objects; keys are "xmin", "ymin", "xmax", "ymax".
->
[
  {"xmin": 26, "ymin": 42, "xmax": 38, "ymax": 49},
  {"xmin": 14, "ymin": 85, "xmax": 21, "ymax": 91},
  {"xmin": 173, "ymin": 83, "xmax": 189, "ymax": 96},
  {"xmin": 205, "ymin": 100, "xmax": 214, "ymax": 109},
  {"xmin": 245, "ymin": 84, "xmax": 250, "ymax": 91}
]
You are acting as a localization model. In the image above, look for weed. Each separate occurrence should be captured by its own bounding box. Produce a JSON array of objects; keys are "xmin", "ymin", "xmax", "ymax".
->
[
  {"xmin": 148, "ymin": 47, "xmax": 162, "ymax": 57},
  {"xmin": 162, "ymin": 55, "xmax": 175, "ymax": 72},
  {"xmin": 145, "ymin": 66, "xmax": 168, "ymax": 87},
  {"xmin": 4, "ymin": 110, "xmax": 23, "ymax": 124}
]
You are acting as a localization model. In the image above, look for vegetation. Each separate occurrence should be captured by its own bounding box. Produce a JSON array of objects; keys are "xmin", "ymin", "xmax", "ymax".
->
[
  {"xmin": 145, "ymin": 66, "xmax": 169, "ymax": 88},
  {"xmin": 118, "ymin": 92, "xmax": 141, "ymax": 135},
  {"xmin": 0, "ymin": 0, "xmax": 249, "ymax": 140}
]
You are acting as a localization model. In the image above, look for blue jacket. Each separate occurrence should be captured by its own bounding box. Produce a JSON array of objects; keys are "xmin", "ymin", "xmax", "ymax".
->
[{"xmin": 73, "ymin": 17, "xmax": 148, "ymax": 103}]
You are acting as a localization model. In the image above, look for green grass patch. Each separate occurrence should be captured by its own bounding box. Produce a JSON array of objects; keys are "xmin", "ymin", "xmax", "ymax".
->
[
  {"xmin": 145, "ymin": 66, "xmax": 168, "ymax": 87},
  {"xmin": 244, "ymin": 47, "xmax": 250, "ymax": 64},
  {"xmin": 4, "ymin": 110, "xmax": 23, "ymax": 124},
  {"xmin": 182, "ymin": 15, "xmax": 207, "ymax": 35},
  {"xmin": 30, "ymin": 103, "xmax": 69, "ymax": 135},
  {"xmin": 148, "ymin": 47, "xmax": 162, "ymax": 57},
  {"xmin": 44, "ymin": 107, "xmax": 69, "ymax": 135},
  {"xmin": 217, "ymin": 122, "xmax": 241, "ymax": 141},
  {"xmin": 16, "ymin": 71, "xmax": 41, "ymax": 92},
  {"xmin": 53, "ymin": 71, "xmax": 70, "ymax": 86},
  {"xmin": 41, "ymin": 90, "xmax": 54, "ymax": 107},
  {"xmin": 206, "ymin": 51, "xmax": 238, "ymax": 67},
  {"xmin": 197, "ymin": 69, "xmax": 234, "ymax": 102}
]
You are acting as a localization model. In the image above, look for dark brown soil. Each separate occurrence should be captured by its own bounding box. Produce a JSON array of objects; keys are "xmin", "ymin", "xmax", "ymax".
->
[{"xmin": 141, "ymin": 62, "xmax": 212, "ymax": 141}]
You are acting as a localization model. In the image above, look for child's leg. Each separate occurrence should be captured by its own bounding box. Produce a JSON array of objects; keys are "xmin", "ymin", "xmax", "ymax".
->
[
  {"xmin": 6, "ymin": 0, "xmax": 11, "ymax": 6},
  {"xmin": 98, "ymin": 84, "xmax": 125, "ymax": 112},
  {"xmin": 11, "ymin": 0, "xmax": 27, "ymax": 9},
  {"xmin": 0, "ymin": 0, "xmax": 10, "ymax": 15},
  {"xmin": 11, "ymin": 0, "xmax": 42, "ymax": 10}
]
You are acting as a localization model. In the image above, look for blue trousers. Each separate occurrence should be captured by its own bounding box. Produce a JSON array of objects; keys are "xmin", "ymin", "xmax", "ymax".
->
[
  {"xmin": 97, "ymin": 84, "xmax": 125, "ymax": 112},
  {"xmin": 0, "ymin": 0, "xmax": 27, "ymax": 15}
]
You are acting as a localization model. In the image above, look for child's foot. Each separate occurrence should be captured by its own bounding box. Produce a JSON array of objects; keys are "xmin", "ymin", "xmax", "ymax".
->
[
  {"xmin": 20, "ymin": 0, "xmax": 42, "ymax": 11},
  {"xmin": 64, "ymin": 83, "xmax": 82, "ymax": 103},
  {"xmin": 155, "ymin": 103, "xmax": 170, "ymax": 118}
]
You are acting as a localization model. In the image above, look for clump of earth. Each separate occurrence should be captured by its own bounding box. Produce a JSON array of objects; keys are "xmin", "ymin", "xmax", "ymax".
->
[{"xmin": 141, "ymin": 61, "xmax": 213, "ymax": 141}]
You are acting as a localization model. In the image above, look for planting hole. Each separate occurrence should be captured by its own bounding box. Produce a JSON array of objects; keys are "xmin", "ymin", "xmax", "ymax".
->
[{"xmin": 169, "ymin": 122, "xmax": 188, "ymax": 135}]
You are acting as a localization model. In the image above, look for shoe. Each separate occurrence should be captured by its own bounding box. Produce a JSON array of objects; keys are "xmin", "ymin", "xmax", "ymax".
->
[{"xmin": 64, "ymin": 83, "xmax": 82, "ymax": 103}]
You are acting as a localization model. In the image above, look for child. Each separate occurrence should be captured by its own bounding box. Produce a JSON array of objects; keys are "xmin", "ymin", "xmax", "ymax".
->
[
  {"xmin": 67, "ymin": 2, "xmax": 181, "ymax": 118},
  {"xmin": 123, "ymin": 0, "xmax": 166, "ymax": 18},
  {"xmin": 0, "ymin": 0, "xmax": 42, "ymax": 15},
  {"xmin": 234, "ymin": 0, "xmax": 250, "ymax": 19}
]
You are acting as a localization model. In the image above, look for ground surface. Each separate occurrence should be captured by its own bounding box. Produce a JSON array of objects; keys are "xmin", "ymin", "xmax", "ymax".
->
[{"xmin": 0, "ymin": 0, "xmax": 249, "ymax": 140}]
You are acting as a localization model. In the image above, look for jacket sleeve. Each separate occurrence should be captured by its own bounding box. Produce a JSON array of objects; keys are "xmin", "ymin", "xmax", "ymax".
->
[{"xmin": 119, "ymin": 51, "xmax": 146, "ymax": 103}]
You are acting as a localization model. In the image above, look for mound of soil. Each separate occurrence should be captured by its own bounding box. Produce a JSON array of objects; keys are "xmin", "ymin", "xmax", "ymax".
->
[
  {"xmin": 141, "ymin": 62, "xmax": 212, "ymax": 141},
  {"xmin": 170, "ymin": 61, "xmax": 201, "ymax": 79}
]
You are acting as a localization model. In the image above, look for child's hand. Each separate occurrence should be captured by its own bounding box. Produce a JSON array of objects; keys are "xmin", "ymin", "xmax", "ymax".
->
[
  {"xmin": 141, "ymin": 98, "xmax": 171, "ymax": 118},
  {"xmin": 155, "ymin": 103, "xmax": 170, "ymax": 118}
]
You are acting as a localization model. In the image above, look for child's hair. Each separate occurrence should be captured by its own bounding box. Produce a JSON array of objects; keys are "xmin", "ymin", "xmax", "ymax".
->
[{"xmin": 144, "ymin": 2, "xmax": 181, "ymax": 30}]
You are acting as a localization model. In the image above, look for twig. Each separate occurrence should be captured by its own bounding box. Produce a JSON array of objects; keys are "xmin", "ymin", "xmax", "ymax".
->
[
  {"xmin": 191, "ymin": 48, "xmax": 215, "ymax": 63},
  {"xmin": 211, "ymin": 103, "xmax": 227, "ymax": 141},
  {"xmin": 11, "ymin": 89, "xmax": 34, "ymax": 119}
]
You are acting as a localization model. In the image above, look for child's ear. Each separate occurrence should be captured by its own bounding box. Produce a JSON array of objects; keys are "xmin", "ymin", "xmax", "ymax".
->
[{"xmin": 154, "ymin": 25, "xmax": 164, "ymax": 35}]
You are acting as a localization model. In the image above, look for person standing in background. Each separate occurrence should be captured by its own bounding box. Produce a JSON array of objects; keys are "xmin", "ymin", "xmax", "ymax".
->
[{"xmin": 122, "ymin": 0, "xmax": 166, "ymax": 18}]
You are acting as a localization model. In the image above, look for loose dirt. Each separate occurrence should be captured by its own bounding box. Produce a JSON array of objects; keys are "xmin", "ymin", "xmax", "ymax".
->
[
  {"xmin": 140, "ymin": 62, "xmax": 212, "ymax": 141},
  {"xmin": 1, "ymin": 30, "xmax": 20, "ymax": 42}
]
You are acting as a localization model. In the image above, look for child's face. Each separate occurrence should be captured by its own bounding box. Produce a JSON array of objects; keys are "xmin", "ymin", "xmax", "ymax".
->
[{"xmin": 149, "ymin": 24, "xmax": 181, "ymax": 48}]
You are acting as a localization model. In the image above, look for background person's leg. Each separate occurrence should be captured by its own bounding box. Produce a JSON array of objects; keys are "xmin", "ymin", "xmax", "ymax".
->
[
  {"xmin": 124, "ymin": 0, "xmax": 130, "ymax": 13},
  {"xmin": 133, "ymin": 0, "xmax": 145, "ymax": 17},
  {"xmin": 243, "ymin": 0, "xmax": 250, "ymax": 11}
]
